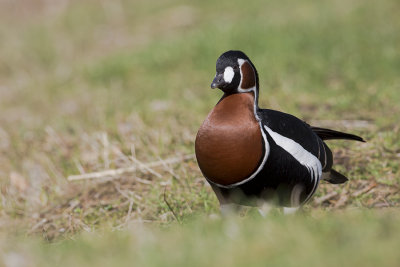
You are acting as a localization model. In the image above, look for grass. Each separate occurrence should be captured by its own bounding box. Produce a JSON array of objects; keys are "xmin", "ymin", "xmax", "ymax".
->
[
  {"xmin": 3, "ymin": 211, "xmax": 400, "ymax": 267},
  {"xmin": 0, "ymin": 0, "xmax": 399, "ymax": 265}
]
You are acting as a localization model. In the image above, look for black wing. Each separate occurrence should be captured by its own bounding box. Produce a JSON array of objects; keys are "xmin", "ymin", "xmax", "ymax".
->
[
  {"xmin": 310, "ymin": 126, "xmax": 365, "ymax": 142},
  {"xmin": 258, "ymin": 109, "xmax": 332, "ymax": 172}
]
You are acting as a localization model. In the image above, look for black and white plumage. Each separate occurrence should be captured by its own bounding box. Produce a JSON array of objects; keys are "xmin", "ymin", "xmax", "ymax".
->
[{"xmin": 195, "ymin": 50, "xmax": 365, "ymax": 211}]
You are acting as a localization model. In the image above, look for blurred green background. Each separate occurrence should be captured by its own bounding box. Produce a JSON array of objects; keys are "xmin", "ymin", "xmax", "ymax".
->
[{"xmin": 0, "ymin": 0, "xmax": 399, "ymax": 266}]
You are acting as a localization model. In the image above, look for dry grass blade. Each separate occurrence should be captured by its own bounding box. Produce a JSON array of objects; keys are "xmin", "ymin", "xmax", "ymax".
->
[
  {"xmin": 28, "ymin": 218, "xmax": 48, "ymax": 234},
  {"xmin": 314, "ymin": 191, "xmax": 338, "ymax": 205},
  {"xmin": 130, "ymin": 156, "xmax": 163, "ymax": 179},
  {"xmin": 163, "ymin": 187, "xmax": 181, "ymax": 224},
  {"xmin": 67, "ymin": 154, "xmax": 195, "ymax": 181},
  {"xmin": 352, "ymin": 182, "xmax": 377, "ymax": 197},
  {"xmin": 334, "ymin": 191, "xmax": 348, "ymax": 208},
  {"xmin": 125, "ymin": 199, "xmax": 134, "ymax": 224}
]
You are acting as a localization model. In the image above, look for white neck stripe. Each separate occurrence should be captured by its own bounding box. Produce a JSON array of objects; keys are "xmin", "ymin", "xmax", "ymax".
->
[
  {"xmin": 237, "ymin": 58, "xmax": 256, "ymax": 92},
  {"xmin": 237, "ymin": 87, "xmax": 260, "ymax": 121},
  {"xmin": 237, "ymin": 58, "xmax": 259, "ymax": 120}
]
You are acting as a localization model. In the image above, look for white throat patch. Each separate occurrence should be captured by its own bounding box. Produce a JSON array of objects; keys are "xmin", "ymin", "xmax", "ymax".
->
[{"xmin": 223, "ymin": 66, "xmax": 234, "ymax": 83}]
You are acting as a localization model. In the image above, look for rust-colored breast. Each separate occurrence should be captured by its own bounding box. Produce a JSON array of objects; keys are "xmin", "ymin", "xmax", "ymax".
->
[{"xmin": 195, "ymin": 92, "xmax": 263, "ymax": 185}]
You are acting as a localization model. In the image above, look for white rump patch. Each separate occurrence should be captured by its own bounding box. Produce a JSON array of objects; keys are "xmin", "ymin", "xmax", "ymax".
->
[
  {"xmin": 223, "ymin": 66, "xmax": 234, "ymax": 83},
  {"xmin": 263, "ymin": 126, "xmax": 322, "ymax": 203}
]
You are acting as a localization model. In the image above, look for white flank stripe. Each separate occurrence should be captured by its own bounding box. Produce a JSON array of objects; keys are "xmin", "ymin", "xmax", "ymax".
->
[{"xmin": 263, "ymin": 125, "xmax": 322, "ymax": 203}]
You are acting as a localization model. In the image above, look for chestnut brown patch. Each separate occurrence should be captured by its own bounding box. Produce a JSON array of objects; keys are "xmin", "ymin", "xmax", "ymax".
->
[
  {"xmin": 240, "ymin": 61, "xmax": 256, "ymax": 89},
  {"xmin": 195, "ymin": 92, "xmax": 263, "ymax": 185}
]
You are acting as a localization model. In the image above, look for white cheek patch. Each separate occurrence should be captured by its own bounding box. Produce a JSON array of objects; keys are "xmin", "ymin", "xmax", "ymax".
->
[{"xmin": 223, "ymin": 66, "xmax": 235, "ymax": 83}]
